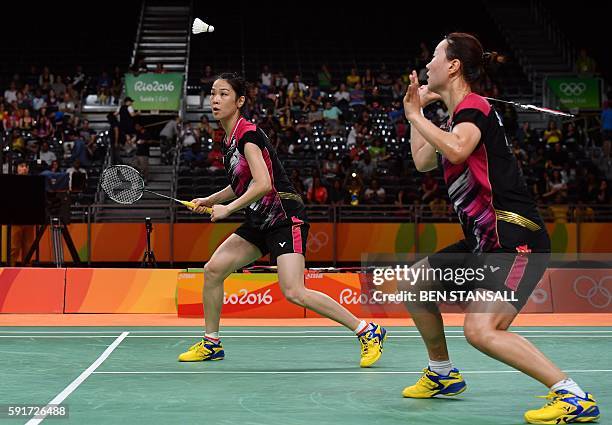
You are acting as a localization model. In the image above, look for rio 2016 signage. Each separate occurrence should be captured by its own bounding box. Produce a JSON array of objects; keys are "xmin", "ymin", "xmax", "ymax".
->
[{"xmin": 125, "ymin": 73, "xmax": 184, "ymax": 110}]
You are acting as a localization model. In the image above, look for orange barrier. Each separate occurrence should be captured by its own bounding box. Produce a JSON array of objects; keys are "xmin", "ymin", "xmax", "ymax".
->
[
  {"xmin": 65, "ymin": 268, "xmax": 180, "ymax": 313},
  {"xmin": 0, "ymin": 268, "xmax": 65, "ymax": 313},
  {"xmin": 177, "ymin": 271, "xmax": 302, "ymax": 318},
  {"xmin": 1, "ymin": 267, "xmax": 610, "ymax": 315},
  {"xmin": 20, "ymin": 222, "xmax": 611, "ymax": 263}
]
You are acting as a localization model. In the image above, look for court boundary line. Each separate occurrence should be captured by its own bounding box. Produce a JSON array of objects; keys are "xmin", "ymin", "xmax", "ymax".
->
[
  {"xmin": 3, "ymin": 335, "xmax": 612, "ymax": 339},
  {"xmin": 1, "ymin": 329, "xmax": 612, "ymax": 334},
  {"xmin": 91, "ymin": 369, "xmax": 612, "ymax": 375},
  {"xmin": 24, "ymin": 331, "xmax": 129, "ymax": 425}
]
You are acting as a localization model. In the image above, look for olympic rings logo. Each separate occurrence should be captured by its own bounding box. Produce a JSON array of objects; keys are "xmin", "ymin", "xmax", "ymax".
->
[
  {"xmin": 530, "ymin": 288, "xmax": 549, "ymax": 304},
  {"xmin": 572, "ymin": 276, "xmax": 612, "ymax": 309},
  {"xmin": 559, "ymin": 82, "xmax": 586, "ymax": 96},
  {"xmin": 307, "ymin": 231, "xmax": 329, "ymax": 253}
]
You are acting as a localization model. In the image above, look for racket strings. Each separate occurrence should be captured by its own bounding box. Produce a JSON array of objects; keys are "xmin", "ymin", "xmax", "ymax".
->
[{"xmin": 101, "ymin": 166, "xmax": 144, "ymax": 204}]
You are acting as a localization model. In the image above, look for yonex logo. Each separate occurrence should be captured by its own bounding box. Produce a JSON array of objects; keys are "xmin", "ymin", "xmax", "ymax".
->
[
  {"xmin": 279, "ymin": 242, "xmax": 287, "ymax": 247},
  {"xmin": 559, "ymin": 82, "xmax": 586, "ymax": 96}
]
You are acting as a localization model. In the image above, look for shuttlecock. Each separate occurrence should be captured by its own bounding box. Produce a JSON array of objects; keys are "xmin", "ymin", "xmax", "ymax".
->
[{"xmin": 192, "ymin": 18, "xmax": 214, "ymax": 34}]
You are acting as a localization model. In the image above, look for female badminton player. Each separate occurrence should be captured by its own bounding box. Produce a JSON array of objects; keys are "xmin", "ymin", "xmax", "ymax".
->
[
  {"xmin": 401, "ymin": 33, "xmax": 599, "ymax": 424},
  {"xmin": 178, "ymin": 73, "xmax": 387, "ymax": 367}
]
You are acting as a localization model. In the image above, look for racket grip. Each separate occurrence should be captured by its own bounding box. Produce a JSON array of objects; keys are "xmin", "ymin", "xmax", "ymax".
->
[{"xmin": 181, "ymin": 200, "xmax": 212, "ymax": 215}]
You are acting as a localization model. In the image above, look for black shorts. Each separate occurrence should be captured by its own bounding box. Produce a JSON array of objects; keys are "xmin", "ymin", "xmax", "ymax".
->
[
  {"xmin": 426, "ymin": 229, "xmax": 551, "ymax": 311},
  {"xmin": 234, "ymin": 215, "xmax": 310, "ymax": 264}
]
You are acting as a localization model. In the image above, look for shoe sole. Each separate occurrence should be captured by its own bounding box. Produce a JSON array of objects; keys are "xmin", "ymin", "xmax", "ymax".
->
[{"xmin": 525, "ymin": 415, "xmax": 600, "ymax": 425}]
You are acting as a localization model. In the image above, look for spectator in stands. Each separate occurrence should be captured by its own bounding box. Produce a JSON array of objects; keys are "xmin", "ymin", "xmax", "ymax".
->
[
  {"xmin": 594, "ymin": 177, "xmax": 609, "ymax": 204},
  {"xmin": 429, "ymin": 191, "xmax": 448, "ymax": 219},
  {"xmin": 118, "ymin": 96, "xmax": 138, "ymax": 138},
  {"xmin": 345, "ymin": 170, "xmax": 364, "ymax": 206},
  {"xmin": 182, "ymin": 143, "xmax": 205, "ymax": 168},
  {"xmin": 349, "ymin": 82, "xmax": 366, "ymax": 110},
  {"xmin": 516, "ymin": 121, "xmax": 535, "ymax": 146},
  {"xmin": 547, "ymin": 194, "xmax": 569, "ymax": 223},
  {"xmin": 512, "ymin": 139, "xmax": 528, "ymax": 167},
  {"xmin": 72, "ymin": 65, "xmax": 86, "ymax": 95},
  {"xmin": 364, "ymin": 179, "xmax": 386, "ymax": 204},
  {"xmin": 333, "ymin": 83, "xmax": 350, "ymax": 106},
  {"xmin": 52, "ymin": 75, "xmax": 66, "ymax": 96},
  {"xmin": 200, "ymin": 65, "xmax": 216, "ymax": 107},
  {"xmin": 260, "ymin": 65, "xmax": 272, "ymax": 91},
  {"xmin": 346, "ymin": 68, "xmax": 360, "ymax": 88},
  {"xmin": 32, "ymin": 89, "xmax": 46, "ymax": 112},
  {"xmin": 328, "ymin": 178, "xmax": 346, "ymax": 206},
  {"xmin": 59, "ymin": 92, "xmax": 76, "ymax": 114},
  {"xmin": 317, "ymin": 64, "xmax": 333, "ymax": 93},
  {"xmin": 4, "ymin": 82, "xmax": 18, "ymax": 104},
  {"xmin": 307, "ymin": 176, "xmax": 328, "ymax": 204},
  {"xmin": 274, "ymin": 71, "xmax": 288, "ymax": 89},
  {"xmin": 9, "ymin": 160, "xmax": 35, "ymax": 266},
  {"xmin": 287, "ymin": 75, "xmax": 307, "ymax": 97},
  {"xmin": 358, "ymin": 152, "xmax": 376, "ymax": 182},
  {"xmin": 197, "ymin": 114, "xmax": 214, "ymax": 140},
  {"xmin": 421, "ymin": 172, "xmax": 438, "ymax": 203},
  {"xmin": 322, "ymin": 100, "xmax": 342, "ymax": 134},
  {"xmin": 160, "ymin": 115, "xmax": 181, "ymax": 164},
  {"xmin": 207, "ymin": 142, "xmax": 224, "ymax": 174},
  {"xmin": 38, "ymin": 141, "xmax": 57, "ymax": 166},
  {"xmin": 376, "ymin": 64, "xmax": 393, "ymax": 98},
  {"xmin": 369, "ymin": 137, "xmax": 390, "ymax": 166},
  {"xmin": 133, "ymin": 123, "xmax": 150, "ymax": 182},
  {"xmin": 322, "ymin": 152, "xmax": 341, "ymax": 179},
  {"xmin": 46, "ymin": 89, "xmax": 59, "ymax": 113},
  {"xmin": 66, "ymin": 159, "xmax": 87, "ymax": 191},
  {"xmin": 39, "ymin": 66, "xmax": 54, "ymax": 91},
  {"xmin": 362, "ymin": 68, "xmax": 375, "ymax": 91},
  {"xmin": 307, "ymin": 103, "xmax": 323, "ymax": 125},
  {"xmin": 19, "ymin": 109, "xmax": 33, "ymax": 131},
  {"xmin": 543, "ymin": 120, "xmax": 562, "ymax": 144},
  {"xmin": 593, "ymin": 139, "xmax": 612, "ymax": 180},
  {"xmin": 542, "ymin": 169, "xmax": 567, "ymax": 202},
  {"xmin": 107, "ymin": 113, "xmax": 121, "ymax": 164},
  {"xmin": 575, "ymin": 48, "xmax": 596, "ymax": 74},
  {"xmin": 549, "ymin": 142, "xmax": 568, "ymax": 169}
]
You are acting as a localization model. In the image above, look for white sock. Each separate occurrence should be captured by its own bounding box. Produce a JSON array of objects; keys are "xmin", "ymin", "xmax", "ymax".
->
[
  {"xmin": 354, "ymin": 320, "xmax": 371, "ymax": 335},
  {"xmin": 428, "ymin": 359, "xmax": 454, "ymax": 376},
  {"xmin": 204, "ymin": 332, "xmax": 220, "ymax": 341},
  {"xmin": 551, "ymin": 378, "xmax": 586, "ymax": 398}
]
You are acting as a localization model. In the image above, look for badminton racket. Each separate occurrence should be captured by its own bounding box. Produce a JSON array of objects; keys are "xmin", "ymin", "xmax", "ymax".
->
[{"xmin": 101, "ymin": 165, "xmax": 211, "ymax": 214}]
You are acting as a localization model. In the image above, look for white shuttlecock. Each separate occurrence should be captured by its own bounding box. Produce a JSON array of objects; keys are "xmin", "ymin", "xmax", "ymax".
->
[{"xmin": 192, "ymin": 18, "xmax": 214, "ymax": 34}]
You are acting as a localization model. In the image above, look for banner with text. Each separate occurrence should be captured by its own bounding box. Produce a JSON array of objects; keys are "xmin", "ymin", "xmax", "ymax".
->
[{"xmin": 125, "ymin": 73, "xmax": 184, "ymax": 110}]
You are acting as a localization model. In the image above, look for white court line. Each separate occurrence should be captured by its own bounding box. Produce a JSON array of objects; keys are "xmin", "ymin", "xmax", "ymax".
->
[
  {"xmin": 24, "ymin": 332, "xmax": 129, "ymax": 425},
  {"xmin": 2, "ymin": 335, "xmax": 612, "ymax": 339},
  {"xmin": 2, "ymin": 330, "xmax": 612, "ymax": 334},
  {"xmin": 92, "ymin": 369, "xmax": 612, "ymax": 375}
]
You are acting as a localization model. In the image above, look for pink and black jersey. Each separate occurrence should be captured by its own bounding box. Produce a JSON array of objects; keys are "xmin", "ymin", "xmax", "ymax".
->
[
  {"xmin": 223, "ymin": 117, "xmax": 305, "ymax": 230},
  {"xmin": 441, "ymin": 93, "xmax": 544, "ymax": 253}
]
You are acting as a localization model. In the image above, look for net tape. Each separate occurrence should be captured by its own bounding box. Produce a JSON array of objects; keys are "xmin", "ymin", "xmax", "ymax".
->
[{"xmin": 101, "ymin": 165, "xmax": 144, "ymax": 204}]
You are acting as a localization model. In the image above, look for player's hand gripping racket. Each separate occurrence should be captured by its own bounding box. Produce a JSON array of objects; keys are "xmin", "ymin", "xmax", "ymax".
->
[{"xmin": 101, "ymin": 165, "xmax": 212, "ymax": 214}]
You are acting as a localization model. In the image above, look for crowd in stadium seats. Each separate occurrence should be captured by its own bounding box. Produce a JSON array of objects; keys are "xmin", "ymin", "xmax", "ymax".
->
[
  {"xmin": 0, "ymin": 65, "xmax": 112, "ymax": 205},
  {"xmin": 177, "ymin": 53, "xmax": 610, "ymax": 221}
]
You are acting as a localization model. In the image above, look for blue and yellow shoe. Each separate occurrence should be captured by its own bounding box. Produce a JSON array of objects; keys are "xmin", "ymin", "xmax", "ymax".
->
[
  {"xmin": 524, "ymin": 390, "xmax": 600, "ymax": 424},
  {"xmin": 178, "ymin": 338, "xmax": 225, "ymax": 362},
  {"xmin": 358, "ymin": 322, "xmax": 387, "ymax": 367},
  {"xmin": 402, "ymin": 367, "xmax": 467, "ymax": 398}
]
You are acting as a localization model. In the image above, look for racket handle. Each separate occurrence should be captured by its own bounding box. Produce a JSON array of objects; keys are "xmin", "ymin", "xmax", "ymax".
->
[{"xmin": 180, "ymin": 200, "xmax": 212, "ymax": 215}]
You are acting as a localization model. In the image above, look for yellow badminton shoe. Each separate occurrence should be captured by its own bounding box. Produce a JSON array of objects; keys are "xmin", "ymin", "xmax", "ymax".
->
[
  {"xmin": 524, "ymin": 390, "xmax": 600, "ymax": 424},
  {"xmin": 358, "ymin": 323, "xmax": 387, "ymax": 367},
  {"xmin": 178, "ymin": 338, "xmax": 225, "ymax": 362},
  {"xmin": 402, "ymin": 367, "xmax": 467, "ymax": 398}
]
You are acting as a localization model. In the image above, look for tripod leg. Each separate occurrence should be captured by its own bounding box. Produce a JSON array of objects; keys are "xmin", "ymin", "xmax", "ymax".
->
[
  {"xmin": 23, "ymin": 225, "xmax": 48, "ymax": 264},
  {"xmin": 62, "ymin": 224, "xmax": 81, "ymax": 265}
]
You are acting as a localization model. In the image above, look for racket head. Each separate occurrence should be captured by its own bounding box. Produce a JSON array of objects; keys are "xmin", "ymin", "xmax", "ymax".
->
[{"xmin": 101, "ymin": 165, "xmax": 145, "ymax": 205}]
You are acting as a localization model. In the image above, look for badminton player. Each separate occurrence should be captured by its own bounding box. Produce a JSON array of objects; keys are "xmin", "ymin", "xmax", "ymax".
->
[
  {"xmin": 178, "ymin": 73, "xmax": 387, "ymax": 367},
  {"xmin": 401, "ymin": 33, "xmax": 599, "ymax": 423}
]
